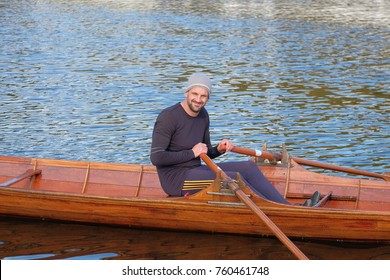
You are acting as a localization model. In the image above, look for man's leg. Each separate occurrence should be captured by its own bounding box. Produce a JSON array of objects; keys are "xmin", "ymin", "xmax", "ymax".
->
[
  {"xmin": 182, "ymin": 161, "xmax": 289, "ymax": 205},
  {"xmin": 218, "ymin": 161, "xmax": 290, "ymax": 204}
]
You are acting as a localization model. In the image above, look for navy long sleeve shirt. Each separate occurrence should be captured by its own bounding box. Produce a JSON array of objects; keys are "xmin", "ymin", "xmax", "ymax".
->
[{"xmin": 150, "ymin": 103, "xmax": 222, "ymax": 196}]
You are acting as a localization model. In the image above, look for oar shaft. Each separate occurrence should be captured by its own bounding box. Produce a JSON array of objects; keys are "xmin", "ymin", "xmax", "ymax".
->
[
  {"xmin": 231, "ymin": 146, "xmax": 281, "ymax": 161},
  {"xmin": 200, "ymin": 153, "xmax": 309, "ymax": 260},
  {"xmin": 231, "ymin": 183, "xmax": 308, "ymax": 260},
  {"xmin": 292, "ymin": 157, "xmax": 388, "ymax": 180},
  {"xmin": 231, "ymin": 145, "xmax": 389, "ymax": 181}
]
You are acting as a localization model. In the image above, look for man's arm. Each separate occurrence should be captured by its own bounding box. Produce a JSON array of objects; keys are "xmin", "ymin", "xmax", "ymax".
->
[
  {"xmin": 203, "ymin": 126, "xmax": 223, "ymax": 159},
  {"xmin": 150, "ymin": 112, "xmax": 194, "ymax": 166}
]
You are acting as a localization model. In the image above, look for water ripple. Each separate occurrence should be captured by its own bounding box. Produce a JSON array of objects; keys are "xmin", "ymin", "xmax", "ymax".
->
[{"xmin": 1, "ymin": 0, "xmax": 389, "ymax": 173}]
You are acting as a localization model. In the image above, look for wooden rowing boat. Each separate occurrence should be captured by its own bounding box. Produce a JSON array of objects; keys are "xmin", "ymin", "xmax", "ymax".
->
[{"xmin": 0, "ymin": 151, "xmax": 389, "ymax": 243}]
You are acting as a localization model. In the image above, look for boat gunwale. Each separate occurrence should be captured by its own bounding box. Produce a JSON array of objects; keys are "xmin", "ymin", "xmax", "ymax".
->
[{"xmin": 1, "ymin": 154, "xmax": 389, "ymax": 184}]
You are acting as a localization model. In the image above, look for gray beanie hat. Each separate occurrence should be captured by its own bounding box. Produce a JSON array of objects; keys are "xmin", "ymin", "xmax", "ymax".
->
[{"xmin": 185, "ymin": 73, "xmax": 212, "ymax": 94}]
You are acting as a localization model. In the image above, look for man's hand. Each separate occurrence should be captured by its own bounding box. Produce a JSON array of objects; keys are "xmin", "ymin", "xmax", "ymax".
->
[
  {"xmin": 192, "ymin": 143, "xmax": 208, "ymax": 158},
  {"xmin": 217, "ymin": 139, "xmax": 234, "ymax": 153}
]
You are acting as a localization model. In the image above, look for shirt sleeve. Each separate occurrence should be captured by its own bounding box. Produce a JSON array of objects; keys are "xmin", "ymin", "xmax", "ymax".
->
[
  {"xmin": 150, "ymin": 111, "xmax": 195, "ymax": 166},
  {"xmin": 203, "ymin": 122, "xmax": 223, "ymax": 159}
]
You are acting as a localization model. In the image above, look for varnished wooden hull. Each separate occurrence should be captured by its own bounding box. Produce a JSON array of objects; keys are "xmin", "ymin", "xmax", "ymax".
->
[{"xmin": 0, "ymin": 155, "xmax": 389, "ymax": 242}]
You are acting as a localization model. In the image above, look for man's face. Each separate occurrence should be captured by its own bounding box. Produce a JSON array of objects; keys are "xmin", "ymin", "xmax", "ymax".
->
[{"xmin": 184, "ymin": 86, "xmax": 209, "ymax": 115}]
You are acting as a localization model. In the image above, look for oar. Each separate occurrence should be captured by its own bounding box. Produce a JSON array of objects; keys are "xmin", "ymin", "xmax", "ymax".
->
[
  {"xmin": 0, "ymin": 169, "xmax": 42, "ymax": 187},
  {"xmin": 230, "ymin": 146, "xmax": 390, "ymax": 181},
  {"xmin": 200, "ymin": 153, "xmax": 309, "ymax": 260}
]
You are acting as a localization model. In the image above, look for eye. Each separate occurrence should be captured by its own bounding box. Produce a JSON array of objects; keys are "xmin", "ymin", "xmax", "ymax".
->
[{"xmin": 190, "ymin": 91, "xmax": 208, "ymax": 100}]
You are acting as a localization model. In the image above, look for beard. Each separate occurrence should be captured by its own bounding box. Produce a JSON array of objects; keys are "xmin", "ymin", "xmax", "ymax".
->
[{"xmin": 187, "ymin": 100, "xmax": 204, "ymax": 114}]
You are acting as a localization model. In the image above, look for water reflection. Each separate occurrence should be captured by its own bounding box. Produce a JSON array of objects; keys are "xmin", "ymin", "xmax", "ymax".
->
[
  {"xmin": 0, "ymin": 218, "xmax": 389, "ymax": 260},
  {"xmin": 66, "ymin": 0, "xmax": 390, "ymax": 27}
]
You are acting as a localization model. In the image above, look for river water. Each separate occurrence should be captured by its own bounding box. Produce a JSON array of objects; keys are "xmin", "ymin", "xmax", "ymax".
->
[{"xmin": 0, "ymin": 0, "xmax": 389, "ymax": 260}]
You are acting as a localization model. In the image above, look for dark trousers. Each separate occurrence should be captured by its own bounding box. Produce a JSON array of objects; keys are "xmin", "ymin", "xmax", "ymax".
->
[{"xmin": 183, "ymin": 160, "xmax": 290, "ymax": 204}]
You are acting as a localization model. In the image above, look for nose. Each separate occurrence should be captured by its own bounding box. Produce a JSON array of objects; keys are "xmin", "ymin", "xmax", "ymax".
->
[{"xmin": 195, "ymin": 95, "xmax": 202, "ymax": 102}]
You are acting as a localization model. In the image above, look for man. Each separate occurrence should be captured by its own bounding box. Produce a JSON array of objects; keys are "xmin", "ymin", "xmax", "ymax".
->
[{"xmin": 150, "ymin": 73, "xmax": 317, "ymax": 205}]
